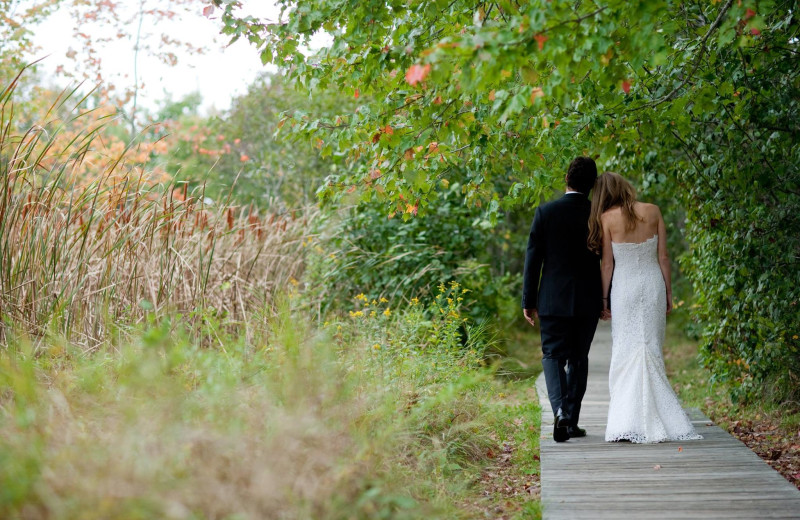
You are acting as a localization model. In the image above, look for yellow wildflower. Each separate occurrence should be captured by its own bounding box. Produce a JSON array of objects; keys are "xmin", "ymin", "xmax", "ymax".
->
[
  {"xmin": 372, "ymin": 344, "xmax": 381, "ymax": 350},
  {"xmin": 355, "ymin": 293, "xmax": 367, "ymax": 301},
  {"xmin": 323, "ymin": 321, "xmax": 330, "ymax": 327},
  {"xmin": 380, "ymin": 297, "xmax": 389, "ymax": 303},
  {"xmin": 371, "ymin": 299, "xmax": 378, "ymax": 305},
  {"xmin": 447, "ymin": 298, "xmax": 453, "ymax": 305},
  {"xmin": 410, "ymin": 297, "xmax": 419, "ymax": 305},
  {"xmin": 370, "ymin": 311, "xmax": 377, "ymax": 318},
  {"xmin": 793, "ymin": 335, "xmax": 799, "ymax": 340},
  {"xmin": 438, "ymin": 283, "xmax": 446, "ymax": 293},
  {"xmin": 349, "ymin": 310, "xmax": 364, "ymax": 318},
  {"xmin": 383, "ymin": 308, "xmax": 391, "ymax": 317},
  {"xmin": 461, "ymin": 288, "xmax": 469, "ymax": 294},
  {"xmin": 289, "ymin": 277, "xmax": 299, "ymax": 286},
  {"xmin": 449, "ymin": 281, "xmax": 460, "ymax": 288}
]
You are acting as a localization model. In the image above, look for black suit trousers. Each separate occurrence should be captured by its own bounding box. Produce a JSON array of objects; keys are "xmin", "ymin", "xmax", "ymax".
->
[{"xmin": 539, "ymin": 315, "xmax": 598, "ymax": 427}]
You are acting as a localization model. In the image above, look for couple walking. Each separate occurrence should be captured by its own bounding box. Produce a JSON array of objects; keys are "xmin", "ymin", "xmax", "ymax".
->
[{"xmin": 522, "ymin": 157, "xmax": 701, "ymax": 444}]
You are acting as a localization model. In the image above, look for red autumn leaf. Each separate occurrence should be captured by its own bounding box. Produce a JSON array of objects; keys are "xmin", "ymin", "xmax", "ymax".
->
[
  {"xmin": 239, "ymin": 154, "xmax": 250, "ymax": 162},
  {"xmin": 383, "ymin": 125, "xmax": 394, "ymax": 135},
  {"xmin": 347, "ymin": 185, "xmax": 356, "ymax": 193},
  {"xmin": 354, "ymin": 88, "xmax": 360, "ymax": 99},
  {"xmin": 534, "ymin": 33, "xmax": 548, "ymax": 51},
  {"xmin": 750, "ymin": 28, "xmax": 761, "ymax": 36},
  {"xmin": 405, "ymin": 64, "xmax": 431, "ymax": 86},
  {"xmin": 622, "ymin": 80, "xmax": 631, "ymax": 94},
  {"xmin": 488, "ymin": 90, "xmax": 496, "ymax": 101},
  {"xmin": 202, "ymin": 5, "xmax": 213, "ymax": 17},
  {"xmin": 370, "ymin": 169, "xmax": 382, "ymax": 179},
  {"xmin": 433, "ymin": 95, "xmax": 443, "ymax": 105},
  {"xmin": 372, "ymin": 132, "xmax": 381, "ymax": 144},
  {"xmin": 745, "ymin": 8, "xmax": 756, "ymax": 20},
  {"xmin": 428, "ymin": 142, "xmax": 439, "ymax": 153}
]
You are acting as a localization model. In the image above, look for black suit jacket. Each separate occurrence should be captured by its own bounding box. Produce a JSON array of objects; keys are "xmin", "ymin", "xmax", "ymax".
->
[{"xmin": 521, "ymin": 193, "xmax": 602, "ymax": 317}]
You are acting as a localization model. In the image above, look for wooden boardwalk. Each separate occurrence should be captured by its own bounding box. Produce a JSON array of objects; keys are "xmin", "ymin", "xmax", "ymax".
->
[{"xmin": 535, "ymin": 322, "xmax": 800, "ymax": 519}]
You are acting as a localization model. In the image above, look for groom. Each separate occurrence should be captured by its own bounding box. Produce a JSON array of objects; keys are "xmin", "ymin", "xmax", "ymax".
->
[{"xmin": 522, "ymin": 157, "xmax": 602, "ymax": 442}]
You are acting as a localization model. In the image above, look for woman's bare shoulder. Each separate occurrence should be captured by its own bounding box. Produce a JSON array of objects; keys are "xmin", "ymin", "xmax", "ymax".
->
[
  {"xmin": 601, "ymin": 206, "xmax": 621, "ymax": 219},
  {"xmin": 635, "ymin": 201, "xmax": 662, "ymax": 216}
]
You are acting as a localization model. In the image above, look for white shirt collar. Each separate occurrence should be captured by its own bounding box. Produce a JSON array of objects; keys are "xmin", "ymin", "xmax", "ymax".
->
[{"xmin": 565, "ymin": 191, "xmax": 583, "ymax": 195}]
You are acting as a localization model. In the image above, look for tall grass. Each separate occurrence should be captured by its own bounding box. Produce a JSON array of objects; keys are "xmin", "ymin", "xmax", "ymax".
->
[
  {"xmin": 0, "ymin": 289, "xmax": 525, "ymax": 519},
  {"xmin": 0, "ymin": 69, "xmax": 312, "ymax": 349}
]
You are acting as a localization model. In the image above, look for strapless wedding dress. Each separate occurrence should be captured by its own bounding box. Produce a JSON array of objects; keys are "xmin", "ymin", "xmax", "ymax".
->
[{"xmin": 605, "ymin": 235, "xmax": 702, "ymax": 443}]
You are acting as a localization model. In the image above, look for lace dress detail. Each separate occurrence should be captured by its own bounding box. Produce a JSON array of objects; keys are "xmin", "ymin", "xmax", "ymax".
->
[{"xmin": 605, "ymin": 235, "xmax": 702, "ymax": 444}]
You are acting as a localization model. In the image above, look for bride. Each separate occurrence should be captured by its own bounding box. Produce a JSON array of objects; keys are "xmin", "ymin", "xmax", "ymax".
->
[{"xmin": 587, "ymin": 172, "xmax": 701, "ymax": 443}]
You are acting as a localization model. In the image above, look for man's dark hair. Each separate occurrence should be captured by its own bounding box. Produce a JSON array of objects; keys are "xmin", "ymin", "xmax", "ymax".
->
[{"xmin": 566, "ymin": 156, "xmax": 598, "ymax": 194}]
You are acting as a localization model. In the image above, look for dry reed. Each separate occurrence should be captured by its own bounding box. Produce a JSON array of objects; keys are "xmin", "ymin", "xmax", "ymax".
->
[{"xmin": 0, "ymin": 67, "xmax": 314, "ymax": 349}]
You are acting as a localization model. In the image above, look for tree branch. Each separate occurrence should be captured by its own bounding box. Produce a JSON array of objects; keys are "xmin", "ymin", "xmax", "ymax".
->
[{"xmin": 652, "ymin": 0, "xmax": 734, "ymax": 106}]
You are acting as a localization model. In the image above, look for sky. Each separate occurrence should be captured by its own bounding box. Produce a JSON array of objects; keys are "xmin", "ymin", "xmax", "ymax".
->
[{"xmin": 29, "ymin": 1, "xmax": 330, "ymax": 114}]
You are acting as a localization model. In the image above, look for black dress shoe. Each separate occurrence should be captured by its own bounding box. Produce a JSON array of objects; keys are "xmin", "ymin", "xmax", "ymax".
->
[
  {"xmin": 553, "ymin": 409, "xmax": 570, "ymax": 442},
  {"xmin": 567, "ymin": 426, "xmax": 586, "ymax": 438}
]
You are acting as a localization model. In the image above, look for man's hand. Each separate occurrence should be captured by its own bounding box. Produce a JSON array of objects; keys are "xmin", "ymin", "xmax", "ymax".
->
[
  {"xmin": 601, "ymin": 301, "xmax": 611, "ymax": 321},
  {"xmin": 523, "ymin": 308, "xmax": 538, "ymax": 327}
]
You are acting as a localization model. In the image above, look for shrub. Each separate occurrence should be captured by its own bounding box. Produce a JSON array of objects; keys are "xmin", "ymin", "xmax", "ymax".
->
[{"xmin": 305, "ymin": 184, "xmax": 525, "ymax": 324}]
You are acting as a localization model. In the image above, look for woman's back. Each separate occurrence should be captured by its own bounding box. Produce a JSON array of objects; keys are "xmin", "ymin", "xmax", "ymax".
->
[{"xmin": 602, "ymin": 202, "xmax": 660, "ymax": 244}]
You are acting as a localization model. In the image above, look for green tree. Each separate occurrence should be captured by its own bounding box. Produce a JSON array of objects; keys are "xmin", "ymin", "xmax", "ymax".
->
[
  {"xmin": 213, "ymin": 1, "xmax": 800, "ymax": 402},
  {"xmin": 214, "ymin": 73, "xmax": 348, "ymax": 207}
]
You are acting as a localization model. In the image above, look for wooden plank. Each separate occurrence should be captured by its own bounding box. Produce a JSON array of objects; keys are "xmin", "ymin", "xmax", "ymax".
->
[{"xmin": 536, "ymin": 323, "xmax": 800, "ymax": 519}]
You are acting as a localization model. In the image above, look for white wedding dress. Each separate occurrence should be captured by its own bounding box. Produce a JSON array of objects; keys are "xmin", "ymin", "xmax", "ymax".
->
[{"xmin": 605, "ymin": 235, "xmax": 702, "ymax": 443}]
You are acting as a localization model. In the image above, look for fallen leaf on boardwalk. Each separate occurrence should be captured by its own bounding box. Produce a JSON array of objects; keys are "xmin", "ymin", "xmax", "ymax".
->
[
  {"xmin": 677, "ymin": 446, "xmax": 683, "ymax": 452},
  {"xmin": 653, "ymin": 464, "xmax": 662, "ymax": 470},
  {"xmin": 706, "ymin": 422, "xmax": 713, "ymax": 426}
]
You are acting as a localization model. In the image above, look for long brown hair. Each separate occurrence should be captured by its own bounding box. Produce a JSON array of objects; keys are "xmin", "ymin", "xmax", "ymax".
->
[{"xmin": 587, "ymin": 172, "xmax": 641, "ymax": 253}]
